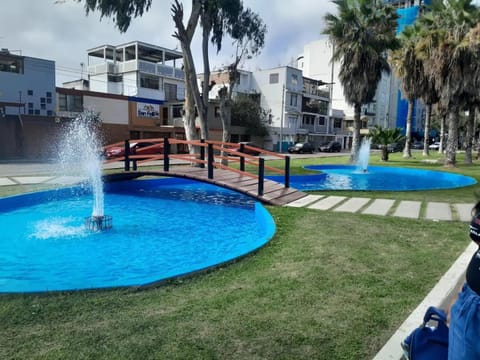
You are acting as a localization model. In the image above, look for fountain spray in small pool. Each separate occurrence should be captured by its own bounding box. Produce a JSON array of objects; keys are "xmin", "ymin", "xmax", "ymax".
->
[
  {"xmin": 356, "ymin": 137, "xmax": 372, "ymax": 173},
  {"xmin": 58, "ymin": 110, "xmax": 111, "ymax": 231}
]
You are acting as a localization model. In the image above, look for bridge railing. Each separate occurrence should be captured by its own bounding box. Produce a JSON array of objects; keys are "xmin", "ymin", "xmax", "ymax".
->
[{"xmin": 103, "ymin": 138, "xmax": 291, "ymax": 196}]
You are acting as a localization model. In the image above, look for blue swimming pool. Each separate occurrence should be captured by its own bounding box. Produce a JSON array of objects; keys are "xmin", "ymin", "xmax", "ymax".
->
[
  {"xmin": 268, "ymin": 165, "xmax": 477, "ymax": 191},
  {"xmin": 0, "ymin": 178, "xmax": 275, "ymax": 293}
]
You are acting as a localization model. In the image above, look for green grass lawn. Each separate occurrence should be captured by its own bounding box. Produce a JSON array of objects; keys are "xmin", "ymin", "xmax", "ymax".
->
[{"xmin": 0, "ymin": 152, "xmax": 479, "ymax": 359}]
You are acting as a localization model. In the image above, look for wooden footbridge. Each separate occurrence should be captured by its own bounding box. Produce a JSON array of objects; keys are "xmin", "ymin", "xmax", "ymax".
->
[{"xmin": 103, "ymin": 138, "xmax": 308, "ymax": 206}]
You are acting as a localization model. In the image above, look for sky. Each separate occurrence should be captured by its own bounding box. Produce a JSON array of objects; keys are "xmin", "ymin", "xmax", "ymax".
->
[{"xmin": 0, "ymin": 0, "xmax": 337, "ymax": 86}]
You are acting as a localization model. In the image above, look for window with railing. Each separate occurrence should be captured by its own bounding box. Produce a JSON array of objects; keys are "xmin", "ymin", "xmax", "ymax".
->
[
  {"xmin": 140, "ymin": 74, "xmax": 159, "ymax": 89},
  {"xmin": 165, "ymin": 83, "xmax": 177, "ymax": 101}
]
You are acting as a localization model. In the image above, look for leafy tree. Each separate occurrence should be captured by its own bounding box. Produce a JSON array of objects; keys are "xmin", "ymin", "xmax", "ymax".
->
[
  {"xmin": 231, "ymin": 95, "xmax": 269, "ymax": 137},
  {"xmin": 417, "ymin": 0, "xmax": 480, "ymax": 166},
  {"xmin": 216, "ymin": 9, "xmax": 266, "ymax": 162},
  {"xmin": 368, "ymin": 125, "xmax": 404, "ymax": 161},
  {"xmin": 390, "ymin": 23, "xmax": 425, "ymax": 159},
  {"xmin": 324, "ymin": 0, "xmax": 399, "ymax": 162},
  {"xmin": 77, "ymin": 0, "xmax": 265, "ymax": 155}
]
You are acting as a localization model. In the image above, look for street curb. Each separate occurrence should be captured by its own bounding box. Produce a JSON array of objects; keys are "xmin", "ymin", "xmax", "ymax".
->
[{"xmin": 372, "ymin": 241, "xmax": 477, "ymax": 360}]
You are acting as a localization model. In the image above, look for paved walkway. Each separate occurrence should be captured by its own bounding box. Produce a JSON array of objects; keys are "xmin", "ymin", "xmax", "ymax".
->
[{"xmin": 286, "ymin": 194, "xmax": 474, "ymax": 222}]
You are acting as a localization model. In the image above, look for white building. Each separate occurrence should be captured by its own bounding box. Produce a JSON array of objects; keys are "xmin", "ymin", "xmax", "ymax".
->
[
  {"xmin": 250, "ymin": 66, "xmax": 304, "ymax": 151},
  {"xmin": 0, "ymin": 48, "xmax": 56, "ymax": 117},
  {"xmin": 297, "ymin": 36, "xmax": 353, "ymax": 120},
  {"xmin": 86, "ymin": 41, "xmax": 185, "ymax": 102}
]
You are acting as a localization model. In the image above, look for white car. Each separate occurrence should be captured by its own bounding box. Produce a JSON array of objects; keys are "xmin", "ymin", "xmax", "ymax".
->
[{"xmin": 428, "ymin": 142, "xmax": 441, "ymax": 150}]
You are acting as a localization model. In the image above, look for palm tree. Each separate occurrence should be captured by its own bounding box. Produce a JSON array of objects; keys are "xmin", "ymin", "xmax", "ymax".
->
[
  {"xmin": 417, "ymin": 0, "xmax": 480, "ymax": 166},
  {"xmin": 369, "ymin": 125, "xmax": 404, "ymax": 161},
  {"xmin": 390, "ymin": 23, "xmax": 427, "ymax": 159},
  {"xmin": 323, "ymin": 0, "xmax": 399, "ymax": 162}
]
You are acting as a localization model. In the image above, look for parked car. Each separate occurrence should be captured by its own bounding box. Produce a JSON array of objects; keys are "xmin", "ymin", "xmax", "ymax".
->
[
  {"xmin": 230, "ymin": 142, "xmax": 262, "ymax": 156},
  {"xmin": 386, "ymin": 142, "xmax": 403, "ymax": 153},
  {"xmin": 288, "ymin": 142, "xmax": 315, "ymax": 154},
  {"xmin": 318, "ymin": 141, "xmax": 342, "ymax": 152},
  {"xmin": 411, "ymin": 141, "xmax": 424, "ymax": 149},
  {"xmin": 105, "ymin": 141, "xmax": 164, "ymax": 159},
  {"xmin": 429, "ymin": 142, "xmax": 441, "ymax": 150}
]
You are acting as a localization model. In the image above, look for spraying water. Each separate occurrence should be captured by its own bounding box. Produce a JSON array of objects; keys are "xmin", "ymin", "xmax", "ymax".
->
[
  {"xmin": 356, "ymin": 137, "xmax": 371, "ymax": 173},
  {"xmin": 58, "ymin": 110, "xmax": 104, "ymax": 217}
]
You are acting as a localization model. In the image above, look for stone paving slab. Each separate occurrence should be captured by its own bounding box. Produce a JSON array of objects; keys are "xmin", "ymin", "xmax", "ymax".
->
[
  {"xmin": 13, "ymin": 176, "xmax": 54, "ymax": 185},
  {"xmin": 454, "ymin": 203, "xmax": 475, "ymax": 222},
  {"xmin": 393, "ymin": 200, "xmax": 421, "ymax": 219},
  {"xmin": 285, "ymin": 194, "xmax": 323, "ymax": 207},
  {"xmin": 362, "ymin": 199, "xmax": 395, "ymax": 216},
  {"xmin": 425, "ymin": 202, "xmax": 452, "ymax": 221},
  {"xmin": 333, "ymin": 197, "xmax": 371, "ymax": 213},
  {"xmin": 0, "ymin": 178, "xmax": 16, "ymax": 186},
  {"xmin": 308, "ymin": 196, "xmax": 347, "ymax": 210}
]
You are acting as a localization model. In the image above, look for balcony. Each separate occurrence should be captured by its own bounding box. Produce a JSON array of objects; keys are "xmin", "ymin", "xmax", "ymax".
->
[{"xmin": 88, "ymin": 60, "xmax": 185, "ymax": 80}]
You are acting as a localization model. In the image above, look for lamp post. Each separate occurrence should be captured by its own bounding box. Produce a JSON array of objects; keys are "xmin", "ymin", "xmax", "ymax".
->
[{"xmin": 279, "ymin": 84, "xmax": 285, "ymax": 152}]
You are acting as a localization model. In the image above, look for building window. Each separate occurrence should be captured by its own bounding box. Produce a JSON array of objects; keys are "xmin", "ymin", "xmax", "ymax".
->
[
  {"xmin": 28, "ymin": 102, "xmax": 33, "ymax": 109},
  {"xmin": 269, "ymin": 73, "xmax": 279, "ymax": 84},
  {"xmin": 108, "ymin": 74, "xmax": 123, "ymax": 83},
  {"xmin": 334, "ymin": 119, "xmax": 342, "ymax": 128},
  {"xmin": 28, "ymin": 109, "xmax": 34, "ymax": 115},
  {"xmin": 290, "ymin": 94, "xmax": 298, "ymax": 107},
  {"xmin": 318, "ymin": 116, "xmax": 325, "ymax": 126},
  {"xmin": 140, "ymin": 74, "xmax": 159, "ymax": 89},
  {"xmin": 47, "ymin": 110, "xmax": 53, "ymax": 116},
  {"xmin": 302, "ymin": 115, "xmax": 315, "ymax": 126},
  {"xmin": 0, "ymin": 56, "xmax": 23, "ymax": 74},
  {"xmin": 172, "ymin": 104, "xmax": 183, "ymax": 118},
  {"xmin": 46, "ymin": 91, "xmax": 52, "ymax": 98},
  {"xmin": 165, "ymin": 83, "xmax": 177, "ymax": 101},
  {"xmin": 58, "ymin": 93, "xmax": 83, "ymax": 112},
  {"xmin": 47, "ymin": 98, "xmax": 52, "ymax": 104},
  {"xmin": 27, "ymin": 90, "xmax": 33, "ymax": 96},
  {"xmin": 41, "ymin": 103, "xmax": 46, "ymax": 110},
  {"xmin": 291, "ymin": 74, "xmax": 298, "ymax": 86},
  {"xmin": 34, "ymin": 109, "xmax": 40, "ymax": 115}
]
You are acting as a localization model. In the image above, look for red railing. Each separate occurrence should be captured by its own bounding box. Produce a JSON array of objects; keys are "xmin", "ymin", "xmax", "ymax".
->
[{"xmin": 103, "ymin": 138, "xmax": 291, "ymax": 195}]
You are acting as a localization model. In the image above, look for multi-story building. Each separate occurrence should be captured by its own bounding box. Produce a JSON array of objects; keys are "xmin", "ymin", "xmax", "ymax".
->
[
  {"xmin": 200, "ymin": 66, "xmax": 350, "ymax": 151},
  {"xmin": 87, "ymin": 41, "xmax": 185, "ymax": 102},
  {"xmin": 0, "ymin": 48, "xmax": 56, "ymax": 117},
  {"xmin": 0, "ymin": 48, "xmax": 62, "ymax": 159}
]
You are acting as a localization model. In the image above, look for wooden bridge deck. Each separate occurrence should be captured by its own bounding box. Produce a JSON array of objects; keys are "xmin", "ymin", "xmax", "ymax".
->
[{"xmin": 104, "ymin": 166, "xmax": 308, "ymax": 206}]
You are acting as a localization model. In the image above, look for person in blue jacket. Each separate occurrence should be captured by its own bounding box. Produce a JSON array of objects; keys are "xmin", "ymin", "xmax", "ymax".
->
[{"xmin": 448, "ymin": 201, "xmax": 480, "ymax": 359}]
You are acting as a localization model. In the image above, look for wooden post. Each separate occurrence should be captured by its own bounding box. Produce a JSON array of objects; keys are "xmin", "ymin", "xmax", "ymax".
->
[
  {"xmin": 240, "ymin": 143, "xmax": 245, "ymax": 171},
  {"xmin": 164, "ymin": 137, "xmax": 170, "ymax": 172},
  {"xmin": 207, "ymin": 143, "xmax": 214, "ymax": 179},
  {"xmin": 124, "ymin": 140, "xmax": 130, "ymax": 171},
  {"xmin": 285, "ymin": 156, "xmax": 290, "ymax": 188},
  {"xmin": 200, "ymin": 139, "xmax": 205, "ymax": 169},
  {"xmin": 258, "ymin": 157, "xmax": 265, "ymax": 196}
]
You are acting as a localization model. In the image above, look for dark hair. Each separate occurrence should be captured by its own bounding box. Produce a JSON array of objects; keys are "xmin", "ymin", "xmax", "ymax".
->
[{"xmin": 470, "ymin": 201, "xmax": 480, "ymax": 244}]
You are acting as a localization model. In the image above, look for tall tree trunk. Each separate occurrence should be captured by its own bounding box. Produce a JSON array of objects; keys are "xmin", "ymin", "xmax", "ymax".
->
[
  {"xmin": 350, "ymin": 103, "xmax": 362, "ymax": 163},
  {"xmin": 439, "ymin": 114, "xmax": 446, "ymax": 153},
  {"xmin": 171, "ymin": 0, "xmax": 206, "ymax": 144},
  {"xmin": 422, "ymin": 104, "xmax": 431, "ymax": 156},
  {"xmin": 403, "ymin": 99, "xmax": 413, "ymax": 158},
  {"xmin": 200, "ymin": 16, "xmax": 212, "ymax": 140},
  {"xmin": 444, "ymin": 105, "xmax": 459, "ymax": 167},
  {"xmin": 218, "ymin": 87, "xmax": 231, "ymax": 166},
  {"xmin": 464, "ymin": 105, "xmax": 475, "ymax": 164},
  {"xmin": 171, "ymin": 0, "xmax": 202, "ymax": 153}
]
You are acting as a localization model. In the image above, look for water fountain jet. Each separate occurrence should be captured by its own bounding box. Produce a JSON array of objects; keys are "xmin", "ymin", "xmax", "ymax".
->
[
  {"xmin": 356, "ymin": 137, "xmax": 372, "ymax": 173},
  {"xmin": 58, "ymin": 110, "xmax": 111, "ymax": 231}
]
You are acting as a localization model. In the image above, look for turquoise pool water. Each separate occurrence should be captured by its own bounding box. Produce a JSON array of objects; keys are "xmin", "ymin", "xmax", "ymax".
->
[
  {"xmin": 268, "ymin": 165, "xmax": 477, "ymax": 191},
  {"xmin": 0, "ymin": 178, "xmax": 275, "ymax": 293}
]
